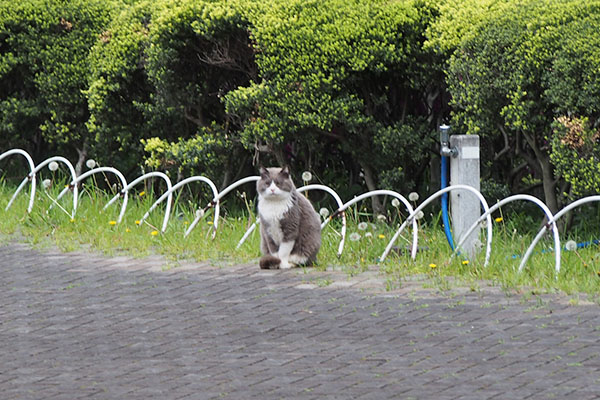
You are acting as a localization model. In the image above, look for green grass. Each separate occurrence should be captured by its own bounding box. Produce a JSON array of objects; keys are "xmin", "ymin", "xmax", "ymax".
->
[{"xmin": 1, "ymin": 181, "xmax": 600, "ymax": 300}]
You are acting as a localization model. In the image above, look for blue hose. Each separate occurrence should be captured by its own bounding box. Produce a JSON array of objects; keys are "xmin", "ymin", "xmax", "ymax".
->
[{"xmin": 441, "ymin": 155, "xmax": 455, "ymax": 250}]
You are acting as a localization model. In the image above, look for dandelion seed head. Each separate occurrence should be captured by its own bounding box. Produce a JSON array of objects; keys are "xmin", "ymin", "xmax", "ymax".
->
[
  {"xmin": 319, "ymin": 208, "xmax": 330, "ymax": 218},
  {"xmin": 86, "ymin": 159, "xmax": 96, "ymax": 169},
  {"xmin": 408, "ymin": 192, "xmax": 419, "ymax": 202},
  {"xmin": 358, "ymin": 222, "xmax": 368, "ymax": 230},
  {"xmin": 42, "ymin": 179, "xmax": 51, "ymax": 189},
  {"xmin": 349, "ymin": 232, "xmax": 361, "ymax": 241},
  {"xmin": 391, "ymin": 198, "xmax": 400, "ymax": 207},
  {"xmin": 48, "ymin": 161, "xmax": 59, "ymax": 171},
  {"xmin": 415, "ymin": 210, "xmax": 424, "ymax": 220},
  {"xmin": 377, "ymin": 214, "xmax": 387, "ymax": 222},
  {"xmin": 301, "ymin": 171, "xmax": 312, "ymax": 182},
  {"xmin": 565, "ymin": 240, "xmax": 577, "ymax": 251}
]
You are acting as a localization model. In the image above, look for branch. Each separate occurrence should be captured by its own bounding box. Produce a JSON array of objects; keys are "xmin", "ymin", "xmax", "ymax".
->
[
  {"xmin": 509, "ymin": 161, "xmax": 528, "ymax": 181},
  {"xmin": 319, "ymin": 129, "xmax": 345, "ymax": 141},
  {"xmin": 515, "ymin": 131, "xmax": 541, "ymax": 174},
  {"xmin": 184, "ymin": 106, "xmax": 205, "ymax": 126},
  {"xmin": 194, "ymin": 36, "xmax": 256, "ymax": 79},
  {"xmin": 494, "ymin": 125, "xmax": 511, "ymax": 160},
  {"xmin": 521, "ymin": 131, "xmax": 545, "ymax": 165}
]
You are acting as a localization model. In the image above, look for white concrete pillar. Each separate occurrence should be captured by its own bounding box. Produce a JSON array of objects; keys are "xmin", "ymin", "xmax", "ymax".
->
[{"xmin": 450, "ymin": 135, "xmax": 481, "ymax": 258}]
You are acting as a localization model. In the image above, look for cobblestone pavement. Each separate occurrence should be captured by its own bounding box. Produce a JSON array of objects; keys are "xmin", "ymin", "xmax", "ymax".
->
[{"xmin": 1, "ymin": 242, "xmax": 600, "ymax": 399}]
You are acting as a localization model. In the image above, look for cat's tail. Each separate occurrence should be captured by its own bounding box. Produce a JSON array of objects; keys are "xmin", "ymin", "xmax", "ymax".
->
[{"xmin": 259, "ymin": 255, "xmax": 281, "ymax": 269}]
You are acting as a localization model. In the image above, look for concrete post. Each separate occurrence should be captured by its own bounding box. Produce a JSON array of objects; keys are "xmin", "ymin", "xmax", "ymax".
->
[{"xmin": 450, "ymin": 135, "xmax": 480, "ymax": 258}]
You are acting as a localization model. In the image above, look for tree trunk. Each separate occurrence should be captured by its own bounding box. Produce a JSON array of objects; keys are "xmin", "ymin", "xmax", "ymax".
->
[
  {"xmin": 359, "ymin": 161, "xmax": 384, "ymax": 215},
  {"xmin": 521, "ymin": 131, "xmax": 559, "ymax": 214},
  {"xmin": 539, "ymin": 156, "xmax": 559, "ymax": 215}
]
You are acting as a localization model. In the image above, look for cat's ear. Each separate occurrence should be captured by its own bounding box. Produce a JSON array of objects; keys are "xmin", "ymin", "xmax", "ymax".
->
[
  {"xmin": 280, "ymin": 165, "xmax": 290, "ymax": 178},
  {"xmin": 259, "ymin": 165, "xmax": 268, "ymax": 177}
]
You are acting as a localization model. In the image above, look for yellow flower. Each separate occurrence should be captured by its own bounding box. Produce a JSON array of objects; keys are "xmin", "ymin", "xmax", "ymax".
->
[
  {"xmin": 151, "ymin": 230, "xmax": 159, "ymax": 236},
  {"xmin": 429, "ymin": 263, "xmax": 437, "ymax": 269},
  {"xmin": 70, "ymin": 218, "xmax": 75, "ymax": 223},
  {"xmin": 378, "ymin": 234, "xmax": 385, "ymax": 239},
  {"xmin": 495, "ymin": 217, "xmax": 503, "ymax": 223},
  {"xmin": 135, "ymin": 220, "xmax": 141, "ymax": 225},
  {"xmin": 184, "ymin": 221, "xmax": 189, "ymax": 225},
  {"xmin": 109, "ymin": 220, "xmax": 117, "ymax": 226},
  {"xmin": 207, "ymin": 221, "xmax": 214, "ymax": 225},
  {"xmin": 125, "ymin": 228, "xmax": 131, "ymax": 233},
  {"xmin": 462, "ymin": 260, "xmax": 470, "ymax": 265},
  {"xmin": 138, "ymin": 191, "xmax": 145, "ymax": 197}
]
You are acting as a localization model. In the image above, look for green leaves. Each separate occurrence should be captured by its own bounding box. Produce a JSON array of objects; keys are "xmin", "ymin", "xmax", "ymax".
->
[
  {"xmin": 0, "ymin": 0, "xmax": 444, "ymax": 197},
  {"xmin": 0, "ymin": 0, "xmax": 117, "ymax": 154},
  {"xmin": 222, "ymin": 0, "xmax": 441, "ymax": 194},
  {"xmin": 432, "ymin": 0, "xmax": 600, "ymax": 209}
]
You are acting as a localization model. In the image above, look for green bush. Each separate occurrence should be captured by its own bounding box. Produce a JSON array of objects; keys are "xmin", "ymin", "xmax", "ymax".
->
[
  {"xmin": 224, "ymin": 0, "xmax": 443, "ymax": 203},
  {"xmin": 433, "ymin": 0, "xmax": 600, "ymax": 212},
  {"xmin": 5, "ymin": 0, "xmax": 600, "ymax": 221},
  {"xmin": 0, "ymin": 0, "xmax": 118, "ymax": 166},
  {"xmin": 86, "ymin": 0, "xmax": 161, "ymax": 173},
  {"xmin": 129, "ymin": 0, "xmax": 257, "ymax": 185},
  {"xmin": 546, "ymin": 13, "xmax": 600, "ymax": 197}
]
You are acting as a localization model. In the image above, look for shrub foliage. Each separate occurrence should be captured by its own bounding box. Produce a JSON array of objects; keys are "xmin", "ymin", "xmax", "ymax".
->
[{"xmin": 1, "ymin": 0, "xmax": 600, "ymax": 217}]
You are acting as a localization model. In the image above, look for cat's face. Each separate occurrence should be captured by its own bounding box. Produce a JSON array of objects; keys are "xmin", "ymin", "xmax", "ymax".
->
[{"xmin": 257, "ymin": 166, "xmax": 295, "ymax": 200}]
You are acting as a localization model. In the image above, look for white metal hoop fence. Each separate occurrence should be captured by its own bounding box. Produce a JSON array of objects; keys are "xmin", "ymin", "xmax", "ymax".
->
[{"xmin": 3, "ymin": 148, "xmax": 598, "ymax": 276}]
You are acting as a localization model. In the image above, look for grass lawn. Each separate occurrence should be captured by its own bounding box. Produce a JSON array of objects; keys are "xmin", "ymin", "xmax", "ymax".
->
[{"xmin": 1, "ymin": 179, "xmax": 600, "ymax": 301}]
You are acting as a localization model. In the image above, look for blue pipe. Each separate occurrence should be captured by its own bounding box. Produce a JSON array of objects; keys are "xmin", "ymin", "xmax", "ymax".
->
[{"xmin": 441, "ymin": 155, "xmax": 455, "ymax": 250}]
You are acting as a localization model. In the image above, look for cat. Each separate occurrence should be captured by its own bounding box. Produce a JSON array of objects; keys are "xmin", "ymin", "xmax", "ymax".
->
[{"xmin": 256, "ymin": 166, "xmax": 321, "ymax": 269}]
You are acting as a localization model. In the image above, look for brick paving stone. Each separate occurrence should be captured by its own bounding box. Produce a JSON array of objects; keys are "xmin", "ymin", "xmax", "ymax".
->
[{"xmin": 2, "ymin": 242, "xmax": 600, "ymax": 399}]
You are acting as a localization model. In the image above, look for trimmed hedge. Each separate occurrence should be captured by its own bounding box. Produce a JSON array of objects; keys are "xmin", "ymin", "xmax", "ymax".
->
[{"xmin": 1, "ymin": 0, "xmax": 600, "ymax": 215}]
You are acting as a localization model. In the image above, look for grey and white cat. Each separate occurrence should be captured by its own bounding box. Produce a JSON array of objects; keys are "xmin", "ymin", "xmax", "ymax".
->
[{"xmin": 256, "ymin": 166, "xmax": 321, "ymax": 269}]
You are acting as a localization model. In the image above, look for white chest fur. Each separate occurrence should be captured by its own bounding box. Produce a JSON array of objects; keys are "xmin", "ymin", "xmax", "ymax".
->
[{"xmin": 258, "ymin": 195, "xmax": 293, "ymax": 245}]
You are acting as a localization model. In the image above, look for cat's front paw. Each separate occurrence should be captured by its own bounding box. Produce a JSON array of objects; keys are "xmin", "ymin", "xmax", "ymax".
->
[{"xmin": 279, "ymin": 260, "xmax": 293, "ymax": 269}]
